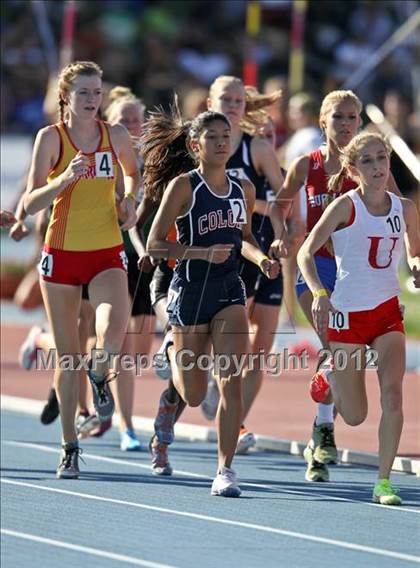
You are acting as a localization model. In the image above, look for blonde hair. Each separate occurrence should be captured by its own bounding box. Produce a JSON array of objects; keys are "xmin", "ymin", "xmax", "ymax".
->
[
  {"xmin": 105, "ymin": 85, "xmax": 145, "ymax": 122},
  {"xmin": 328, "ymin": 132, "xmax": 391, "ymax": 193},
  {"xmin": 319, "ymin": 89, "xmax": 362, "ymax": 133},
  {"xmin": 58, "ymin": 61, "xmax": 103, "ymax": 121},
  {"xmin": 209, "ymin": 75, "xmax": 282, "ymax": 135}
]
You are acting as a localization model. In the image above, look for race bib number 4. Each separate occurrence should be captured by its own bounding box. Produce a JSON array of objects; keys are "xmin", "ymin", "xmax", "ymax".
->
[
  {"xmin": 38, "ymin": 251, "xmax": 53, "ymax": 277},
  {"xmin": 229, "ymin": 199, "xmax": 247, "ymax": 225},
  {"xmin": 95, "ymin": 152, "xmax": 114, "ymax": 178},
  {"xmin": 328, "ymin": 310, "xmax": 350, "ymax": 331}
]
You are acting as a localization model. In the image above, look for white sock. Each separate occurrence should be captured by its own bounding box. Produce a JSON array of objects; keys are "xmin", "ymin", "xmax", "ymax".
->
[{"xmin": 316, "ymin": 403, "xmax": 334, "ymax": 425}]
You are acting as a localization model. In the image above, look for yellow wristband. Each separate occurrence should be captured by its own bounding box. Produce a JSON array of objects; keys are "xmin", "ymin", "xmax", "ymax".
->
[
  {"xmin": 313, "ymin": 288, "xmax": 328, "ymax": 299},
  {"xmin": 124, "ymin": 192, "xmax": 136, "ymax": 200},
  {"xmin": 259, "ymin": 255, "xmax": 270, "ymax": 270}
]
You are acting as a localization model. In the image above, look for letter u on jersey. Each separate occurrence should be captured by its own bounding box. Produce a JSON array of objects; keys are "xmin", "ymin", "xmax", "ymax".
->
[{"xmin": 368, "ymin": 236, "xmax": 399, "ymax": 269}]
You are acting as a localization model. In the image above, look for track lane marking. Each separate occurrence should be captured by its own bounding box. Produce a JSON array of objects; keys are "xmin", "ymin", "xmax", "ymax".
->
[{"xmin": 2, "ymin": 478, "xmax": 420, "ymax": 564}]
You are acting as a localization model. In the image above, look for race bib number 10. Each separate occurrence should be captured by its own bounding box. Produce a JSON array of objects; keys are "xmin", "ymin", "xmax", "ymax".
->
[
  {"xmin": 95, "ymin": 152, "xmax": 114, "ymax": 178},
  {"xmin": 328, "ymin": 310, "xmax": 350, "ymax": 331}
]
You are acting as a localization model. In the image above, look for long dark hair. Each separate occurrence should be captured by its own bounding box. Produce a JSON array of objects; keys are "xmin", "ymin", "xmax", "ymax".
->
[{"xmin": 141, "ymin": 105, "xmax": 230, "ymax": 203}]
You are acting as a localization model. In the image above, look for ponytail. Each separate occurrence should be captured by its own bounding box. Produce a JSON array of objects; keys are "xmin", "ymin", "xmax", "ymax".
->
[
  {"xmin": 141, "ymin": 103, "xmax": 194, "ymax": 203},
  {"xmin": 328, "ymin": 164, "xmax": 348, "ymax": 194},
  {"xmin": 240, "ymin": 86, "xmax": 282, "ymax": 136}
]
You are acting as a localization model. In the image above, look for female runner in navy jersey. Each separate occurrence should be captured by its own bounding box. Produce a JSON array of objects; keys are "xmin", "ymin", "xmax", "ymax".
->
[
  {"xmin": 206, "ymin": 77, "xmax": 292, "ymax": 452},
  {"xmin": 298, "ymin": 132, "xmax": 419, "ymax": 504},
  {"xmin": 146, "ymin": 109, "xmax": 279, "ymax": 496}
]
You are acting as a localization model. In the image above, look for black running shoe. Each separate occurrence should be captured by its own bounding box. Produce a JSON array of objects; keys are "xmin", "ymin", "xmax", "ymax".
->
[
  {"xmin": 56, "ymin": 445, "xmax": 82, "ymax": 479},
  {"xmin": 40, "ymin": 388, "xmax": 59, "ymax": 425}
]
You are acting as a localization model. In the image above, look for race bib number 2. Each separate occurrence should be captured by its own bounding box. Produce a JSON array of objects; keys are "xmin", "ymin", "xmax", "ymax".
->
[
  {"xmin": 229, "ymin": 199, "xmax": 247, "ymax": 224},
  {"xmin": 95, "ymin": 152, "xmax": 114, "ymax": 178}
]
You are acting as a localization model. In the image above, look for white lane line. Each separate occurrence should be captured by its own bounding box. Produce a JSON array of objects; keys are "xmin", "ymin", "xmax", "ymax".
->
[
  {"xmin": 3, "ymin": 440, "xmax": 420, "ymax": 515},
  {"xmin": 2, "ymin": 479, "xmax": 419, "ymax": 564},
  {"xmin": 1, "ymin": 529, "xmax": 176, "ymax": 568}
]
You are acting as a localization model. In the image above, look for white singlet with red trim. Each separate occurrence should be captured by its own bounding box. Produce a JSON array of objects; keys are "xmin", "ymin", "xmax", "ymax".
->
[{"xmin": 330, "ymin": 190, "xmax": 405, "ymax": 311}]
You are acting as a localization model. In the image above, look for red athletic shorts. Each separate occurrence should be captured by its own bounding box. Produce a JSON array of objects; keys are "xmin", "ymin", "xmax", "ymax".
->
[
  {"xmin": 38, "ymin": 244, "xmax": 128, "ymax": 285},
  {"xmin": 327, "ymin": 296, "xmax": 405, "ymax": 345}
]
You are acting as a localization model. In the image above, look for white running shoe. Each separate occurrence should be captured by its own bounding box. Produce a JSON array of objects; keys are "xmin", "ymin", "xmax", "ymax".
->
[
  {"xmin": 236, "ymin": 428, "xmax": 256, "ymax": 455},
  {"xmin": 153, "ymin": 331, "xmax": 174, "ymax": 380},
  {"xmin": 76, "ymin": 413, "xmax": 101, "ymax": 439},
  {"xmin": 211, "ymin": 466, "xmax": 241, "ymax": 497},
  {"xmin": 201, "ymin": 373, "xmax": 220, "ymax": 421},
  {"xmin": 19, "ymin": 326, "xmax": 44, "ymax": 370}
]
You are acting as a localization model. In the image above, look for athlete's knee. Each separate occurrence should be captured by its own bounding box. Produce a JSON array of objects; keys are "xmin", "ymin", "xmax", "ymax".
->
[
  {"xmin": 219, "ymin": 376, "xmax": 242, "ymax": 404},
  {"xmin": 342, "ymin": 410, "xmax": 367, "ymax": 427},
  {"xmin": 182, "ymin": 391, "xmax": 204, "ymax": 407}
]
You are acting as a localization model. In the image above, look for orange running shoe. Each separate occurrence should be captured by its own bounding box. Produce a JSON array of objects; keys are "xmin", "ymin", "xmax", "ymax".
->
[{"xmin": 310, "ymin": 370, "xmax": 330, "ymax": 403}]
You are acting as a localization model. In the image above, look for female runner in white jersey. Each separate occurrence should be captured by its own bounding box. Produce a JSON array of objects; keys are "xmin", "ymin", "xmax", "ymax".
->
[{"xmin": 297, "ymin": 132, "xmax": 419, "ymax": 505}]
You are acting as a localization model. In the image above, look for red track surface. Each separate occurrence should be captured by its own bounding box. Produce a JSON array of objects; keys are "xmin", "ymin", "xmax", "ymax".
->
[{"xmin": 1, "ymin": 324, "xmax": 419, "ymax": 457}]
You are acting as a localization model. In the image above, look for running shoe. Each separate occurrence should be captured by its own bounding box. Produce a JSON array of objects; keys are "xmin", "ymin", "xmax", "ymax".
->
[
  {"xmin": 372, "ymin": 479, "xmax": 402, "ymax": 506},
  {"xmin": 310, "ymin": 359, "xmax": 334, "ymax": 403},
  {"xmin": 236, "ymin": 426, "xmax": 256, "ymax": 455},
  {"xmin": 312, "ymin": 422, "xmax": 338, "ymax": 464},
  {"xmin": 149, "ymin": 435, "xmax": 173, "ymax": 476},
  {"xmin": 40, "ymin": 388, "xmax": 59, "ymax": 425},
  {"xmin": 120, "ymin": 428, "xmax": 141, "ymax": 451},
  {"xmin": 56, "ymin": 445, "xmax": 82, "ymax": 479},
  {"xmin": 310, "ymin": 370, "xmax": 330, "ymax": 403},
  {"xmin": 76, "ymin": 412, "xmax": 101, "ymax": 439},
  {"xmin": 153, "ymin": 331, "xmax": 174, "ymax": 380},
  {"xmin": 87, "ymin": 368, "xmax": 116, "ymax": 422},
  {"xmin": 154, "ymin": 390, "xmax": 179, "ymax": 445},
  {"xmin": 18, "ymin": 326, "xmax": 44, "ymax": 370},
  {"xmin": 201, "ymin": 373, "xmax": 220, "ymax": 421},
  {"xmin": 211, "ymin": 466, "xmax": 241, "ymax": 497},
  {"xmin": 303, "ymin": 445, "xmax": 329, "ymax": 482}
]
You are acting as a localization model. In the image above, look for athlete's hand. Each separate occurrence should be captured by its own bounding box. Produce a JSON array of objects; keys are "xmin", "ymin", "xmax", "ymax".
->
[
  {"xmin": 9, "ymin": 221, "xmax": 30, "ymax": 241},
  {"xmin": 119, "ymin": 196, "xmax": 137, "ymax": 230},
  {"xmin": 312, "ymin": 295, "xmax": 336, "ymax": 336},
  {"xmin": 0, "ymin": 209, "xmax": 17, "ymax": 228},
  {"xmin": 260, "ymin": 258, "xmax": 280, "ymax": 279},
  {"xmin": 269, "ymin": 238, "xmax": 289, "ymax": 259},
  {"xmin": 62, "ymin": 151, "xmax": 91, "ymax": 182},
  {"xmin": 205, "ymin": 244, "xmax": 234, "ymax": 264},
  {"xmin": 137, "ymin": 253, "xmax": 155, "ymax": 273},
  {"xmin": 412, "ymin": 265, "xmax": 420, "ymax": 288}
]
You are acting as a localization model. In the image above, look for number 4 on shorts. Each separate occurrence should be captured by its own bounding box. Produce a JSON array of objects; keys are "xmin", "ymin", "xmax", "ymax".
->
[{"xmin": 39, "ymin": 251, "xmax": 53, "ymax": 277}]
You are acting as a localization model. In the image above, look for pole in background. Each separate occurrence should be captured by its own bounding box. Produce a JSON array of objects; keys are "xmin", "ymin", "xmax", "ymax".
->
[
  {"xmin": 288, "ymin": 0, "xmax": 307, "ymax": 95},
  {"xmin": 243, "ymin": 1, "xmax": 261, "ymax": 86}
]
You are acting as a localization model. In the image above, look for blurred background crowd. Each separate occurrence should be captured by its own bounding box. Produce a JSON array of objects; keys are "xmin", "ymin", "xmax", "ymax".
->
[{"xmin": 1, "ymin": 0, "xmax": 419, "ymax": 195}]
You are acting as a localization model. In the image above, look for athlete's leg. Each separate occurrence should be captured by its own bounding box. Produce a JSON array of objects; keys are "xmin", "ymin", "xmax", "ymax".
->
[
  {"xmin": 170, "ymin": 324, "xmax": 211, "ymax": 407},
  {"xmin": 328, "ymin": 341, "xmax": 368, "ymax": 425},
  {"xmin": 242, "ymin": 301, "xmax": 278, "ymax": 420},
  {"xmin": 88, "ymin": 268, "xmax": 130, "ymax": 376},
  {"xmin": 211, "ymin": 304, "xmax": 249, "ymax": 470},
  {"xmin": 372, "ymin": 332, "xmax": 405, "ymax": 479},
  {"xmin": 40, "ymin": 280, "xmax": 82, "ymax": 443},
  {"xmin": 78, "ymin": 298, "xmax": 95, "ymax": 413}
]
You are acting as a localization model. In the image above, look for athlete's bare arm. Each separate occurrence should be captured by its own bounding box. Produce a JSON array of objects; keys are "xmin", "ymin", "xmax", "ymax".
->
[
  {"xmin": 147, "ymin": 176, "xmax": 232, "ymax": 265},
  {"xmin": 240, "ymin": 179, "xmax": 279, "ymax": 279},
  {"xmin": 402, "ymin": 197, "xmax": 420, "ymax": 287},
  {"xmin": 297, "ymin": 196, "xmax": 352, "ymax": 334},
  {"xmin": 109, "ymin": 123, "xmax": 140, "ymax": 230},
  {"xmin": 251, "ymin": 136, "xmax": 287, "ymax": 244}
]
